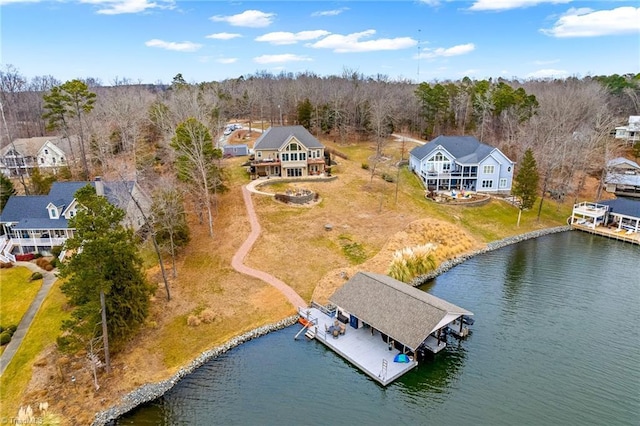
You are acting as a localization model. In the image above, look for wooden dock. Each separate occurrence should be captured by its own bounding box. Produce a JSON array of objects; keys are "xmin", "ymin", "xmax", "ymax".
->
[
  {"xmin": 296, "ymin": 307, "xmax": 418, "ymax": 386},
  {"xmin": 572, "ymin": 223, "xmax": 640, "ymax": 245}
]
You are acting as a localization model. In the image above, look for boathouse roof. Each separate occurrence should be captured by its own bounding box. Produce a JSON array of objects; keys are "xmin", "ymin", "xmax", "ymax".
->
[{"xmin": 330, "ymin": 272, "xmax": 472, "ymax": 351}]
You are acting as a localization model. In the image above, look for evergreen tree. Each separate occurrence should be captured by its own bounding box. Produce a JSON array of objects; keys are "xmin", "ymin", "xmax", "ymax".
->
[
  {"xmin": 297, "ymin": 98, "xmax": 313, "ymax": 130},
  {"xmin": 58, "ymin": 185, "xmax": 153, "ymax": 365},
  {"xmin": 513, "ymin": 148, "xmax": 539, "ymax": 210},
  {"xmin": 29, "ymin": 168, "xmax": 57, "ymax": 195},
  {"xmin": 0, "ymin": 174, "xmax": 15, "ymax": 212}
]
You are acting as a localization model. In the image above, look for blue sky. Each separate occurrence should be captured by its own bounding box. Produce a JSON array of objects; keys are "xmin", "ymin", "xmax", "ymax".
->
[{"xmin": 1, "ymin": 0, "xmax": 639, "ymax": 84}]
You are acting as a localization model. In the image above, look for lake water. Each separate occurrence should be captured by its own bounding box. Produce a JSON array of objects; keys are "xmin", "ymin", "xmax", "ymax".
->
[{"xmin": 117, "ymin": 231, "xmax": 639, "ymax": 425}]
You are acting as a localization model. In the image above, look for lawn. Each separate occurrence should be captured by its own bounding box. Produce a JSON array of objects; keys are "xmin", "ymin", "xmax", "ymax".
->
[
  {"xmin": 0, "ymin": 266, "xmax": 43, "ymax": 355},
  {"xmin": 0, "ymin": 280, "xmax": 68, "ymax": 423}
]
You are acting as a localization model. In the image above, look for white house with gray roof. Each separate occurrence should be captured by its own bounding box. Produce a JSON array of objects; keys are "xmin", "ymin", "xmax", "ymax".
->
[
  {"xmin": 250, "ymin": 126, "xmax": 326, "ymax": 178},
  {"xmin": 0, "ymin": 178, "xmax": 148, "ymax": 261},
  {"xmin": 0, "ymin": 136, "xmax": 77, "ymax": 177},
  {"xmin": 604, "ymin": 157, "xmax": 640, "ymax": 198},
  {"xmin": 409, "ymin": 135, "xmax": 514, "ymax": 193}
]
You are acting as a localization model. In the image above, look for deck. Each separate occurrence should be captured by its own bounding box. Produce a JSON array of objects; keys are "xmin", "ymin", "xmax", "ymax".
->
[
  {"xmin": 297, "ymin": 307, "xmax": 418, "ymax": 386},
  {"xmin": 572, "ymin": 223, "xmax": 640, "ymax": 245}
]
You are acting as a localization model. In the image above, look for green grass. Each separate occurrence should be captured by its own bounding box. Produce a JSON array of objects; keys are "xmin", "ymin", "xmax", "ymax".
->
[
  {"xmin": 0, "ymin": 280, "xmax": 69, "ymax": 420},
  {"xmin": 0, "ymin": 267, "xmax": 42, "ymax": 329}
]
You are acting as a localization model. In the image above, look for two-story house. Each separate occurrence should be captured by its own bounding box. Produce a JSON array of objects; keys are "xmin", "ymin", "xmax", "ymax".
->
[
  {"xmin": 409, "ymin": 135, "xmax": 514, "ymax": 193},
  {"xmin": 0, "ymin": 136, "xmax": 76, "ymax": 176},
  {"xmin": 614, "ymin": 116, "xmax": 640, "ymax": 144},
  {"xmin": 250, "ymin": 126, "xmax": 326, "ymax": 178},
  {"xmin": 0, "ymin": 178, "xmax": 149, "ymax": 262}
]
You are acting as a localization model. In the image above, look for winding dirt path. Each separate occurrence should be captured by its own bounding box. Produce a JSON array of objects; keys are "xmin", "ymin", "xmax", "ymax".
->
[{"xmin": 231, "ymin": 185, "xmax": 307, "ymax": 309}]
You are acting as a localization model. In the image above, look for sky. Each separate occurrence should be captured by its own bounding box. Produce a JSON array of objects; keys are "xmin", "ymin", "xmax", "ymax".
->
[{"xmin": 1, "ymin": 0, "xmax": 639, "ymax": 85}]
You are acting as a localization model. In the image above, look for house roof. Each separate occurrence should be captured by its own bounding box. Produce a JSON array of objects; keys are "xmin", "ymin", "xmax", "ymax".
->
[
  {"xmin": 599, "ymin": 197, "xmax": 640, "ymax": 219},
  {"xmin": 410, "ymin": 135, "xmax": 501, "ymax": 165},
  {"xmin": 0, "ymin": 180, "xmax": 135, "ymax": 230},
  {"xmin": 253, "ymin": 125, "xmax": 324, "ymax": 151},
  {"xmin": 329, "ymin": 271, "xmax": 472, "ymax": 350},
  {"xmin": 1, "ymin": 136, "xmax": 77, "ymax": 158},
  {"xmin": 605, "ymin": 173, "xmax": 640, "ymax": 186},
  {"xmin": 607, "ymin": 157, "xmax": 640, "ymax": 170}
]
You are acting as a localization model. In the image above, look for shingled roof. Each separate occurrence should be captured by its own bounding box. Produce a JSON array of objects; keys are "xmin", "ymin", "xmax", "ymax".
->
[
  {"xmin": 599, "ymin": 197, "xmax": 640, "ymax": 219},
  {"xmin": 330, "ymin": 272, "xmax": 472, "ymax": 351},
  {"xmin": 253, "ymin": 125, "xmax": 323, "ymax": 151},
  {"xmin": 1, "ymin": 181, "xmax": 136, "ymax": 230},
  {"xmin": 410, "ymin": 135, "xmax": 496, "ymax": 165}
]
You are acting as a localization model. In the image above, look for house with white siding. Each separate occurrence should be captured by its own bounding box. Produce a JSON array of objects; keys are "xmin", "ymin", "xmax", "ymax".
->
[{"xmin": 409, "ymin": 135, "xmax": 514, "ymax": 193}]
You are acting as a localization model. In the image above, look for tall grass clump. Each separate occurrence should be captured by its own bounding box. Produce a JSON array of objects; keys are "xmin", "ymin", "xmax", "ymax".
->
[{"xmin": 388, "ymin": 243, "xmax": 437, "ymax": 283}]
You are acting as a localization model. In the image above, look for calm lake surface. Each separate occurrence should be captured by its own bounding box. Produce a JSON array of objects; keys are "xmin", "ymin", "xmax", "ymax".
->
[{"xmin": 118, "ymin": 231, "xmax": 639, "ymax": 425}]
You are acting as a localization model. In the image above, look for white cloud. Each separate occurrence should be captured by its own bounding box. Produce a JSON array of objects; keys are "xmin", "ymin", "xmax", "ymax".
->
[
  {"xmin": 459, "ymin": 69, "xmax": 479, "ymax": 76},
  {"xmin": 417, "ymin": 43, "xmax": 475, "ymax": 59},
  {"xmin": 311, "ymin": 8, "xmax": 348, "ymax": 17},
  {"xmin": 206, "ymin": 32, "xmax": 242, "ymax": 40},
  {"xmin": 210, "ymin": 10, "xmax": 275, "ymax": 28},
  {"xmin": 145, "ymin": 39, "xmax": 202, "ymax": 52},
  {"xmin": 470, "ymin": 0, "xmax": 571, "ymax": 11},
  {"xmin": 308, "ymin": 30, "xmax": 417, "ymax": 53},
  {"xmin": 217, "ymin": 58, "xmax": 238, "ymax": 64},
  {"xmin": 255, "ymin": 30, "xmax": 330, "ymax": 45},
  {"xmin": 533, "ymin": 59, "xmax": 560, "ymax": 65},
  {"xmin": 80, "ymin": 0, "xmax": 173, "ymax": 15},
  {"xmin": 253, "ymin": 54, "xmax": 312, "ymax": 64},
  {"xmin": 0, "ymin": 0, "xmax": 41, "ymax": 5},
  {"xmin": 526, "ymin": 68, "xmax": 569, "ymax": 78},
  {"xmin": 419, "ymin": 0, "xmax": 442, "ymax": 6},
  {"xmin": 542, "ymin": 7, "xmax": 640, "ymax": 37}
]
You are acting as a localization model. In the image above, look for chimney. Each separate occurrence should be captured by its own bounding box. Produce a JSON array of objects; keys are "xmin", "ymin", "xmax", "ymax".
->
[{"xmin": 94, "ymin": 176, "xmax": 104, "ymax": 196}]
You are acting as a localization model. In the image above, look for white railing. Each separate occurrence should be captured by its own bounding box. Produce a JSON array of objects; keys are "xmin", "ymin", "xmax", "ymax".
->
[{"xmin": 9, "ymin": 237, "xmax": 67, "ymax": 247}]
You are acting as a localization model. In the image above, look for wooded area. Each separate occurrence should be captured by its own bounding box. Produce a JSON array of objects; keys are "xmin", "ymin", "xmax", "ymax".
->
[{"xmin": 1, "ymin": 65, "xmax": 639, "ymax": 208}]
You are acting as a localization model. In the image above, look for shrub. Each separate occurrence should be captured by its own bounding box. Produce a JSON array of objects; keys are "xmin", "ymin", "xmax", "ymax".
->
[
  {"xmin": 29, "ymin": 272, "xmax": 43, "ymax": 281},
  {"xmin": 0, "ymin": 326, "xmax": 4, "ymax": 333},
  {"xmin": 15, "ymin": 253, "xmax": 34, "ymax": 262},
  {"xmin": 44, "ymin": 264, "xmax": 54, "ymax": 271},
  {"xmin": 382, "ymin": 173, "xmax": 395, "ymax": 183},
  {"xmin": 7, "ymin": 324, "xmax": 17, "ymax": 334},
  {"xmin": 33, "ymin": 252, "xmax": 43, "ymax": 259},
  {"xmin": 200, "ymin": 309, "xmax": 216, "ymax": 324},
  {"xmin": 187, "ymin": 315, "xmax": 201, "ymax": 327},
  {"xmin": 51, "ymin": 246, "xmax": 63, "ymax": 258},
  {"xmin": 388, "ymin": 244, "xmax": 437, "ymax": 283},
  {"xmin": 361, "ymin": 163, "xmax": 369, "ymax": 170},
  {"xmin": 0, "ymin": 332, "xmax": 11, "ymax": 346},
  {"xmin": 36, "ymin": 257, "xmax": 50, "ymax": 269},
  {"xmin": 50, "ymin": 258, "xmax": 61, "ymax": 268},
  {"xmin": 0, "ymin": 262, "xmax": 13, "ymax": 269}
]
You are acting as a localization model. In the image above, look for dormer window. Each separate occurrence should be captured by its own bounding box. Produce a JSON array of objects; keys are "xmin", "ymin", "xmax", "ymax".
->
[
  {"xmin": 44, "ymin": 149, "xmax": 49, "ymax": 155},
  {"xmin": 49, "ymin": 207, "xmax": 59, "ymax": 219}
]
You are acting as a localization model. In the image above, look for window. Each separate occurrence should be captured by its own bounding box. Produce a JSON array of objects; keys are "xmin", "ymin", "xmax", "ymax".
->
[
  {"xmin": 49, "ymin": 208, "xmax": 58, "ymax": 219},
  {"xmin": 300, "ymin": 152, "xmax": 306, "ymax": 161},
  {"xmin": 483, "ymin": 165, "xmax": 495, "ymax": 174},
  {"xmin": 288, "ymin": 143, "xmax": 299, "ymax": 151},
  {"xmin": 282, "ymin": 153, "xmax": 289, "ymax": 161},
  {"xmin": 40, "ymin": 158, "xmax": 45, "ymax": 164},
  {"xmin": 44, "ymin": 149, "xmax": 49, "ymax": 154},
  {"xmin": 291, "ymin": 153, "xmax": 298, "ymax": 161},
  {"xmin": 257, "ymin": 152, "xmax": 262, "ymax": 158},
  {"xmin": 482, "ymin": 180, "xmax": 493, "ymax": 188},
  {"xmin": 286, "ymin": 168, "xmax": 302, "ymax": 177},
  {"xmin": 499, "ymin": 178, "xmax": 507, "ymax": 188}
]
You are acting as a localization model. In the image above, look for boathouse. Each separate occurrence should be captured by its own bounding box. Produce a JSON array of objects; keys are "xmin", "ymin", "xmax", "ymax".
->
[
  {"xmin": 330, "ymin": 272, "xmax": 474, "ymax": 355},
  {"xmin": 297, "ymin": 272, "xmax": 473, "ymax": 386}
]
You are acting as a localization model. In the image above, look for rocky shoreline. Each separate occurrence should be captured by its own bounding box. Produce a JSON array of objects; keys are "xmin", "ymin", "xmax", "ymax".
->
[{"xmin": 94, "ymin": 225, "xmax": 571, "ymax": 425}]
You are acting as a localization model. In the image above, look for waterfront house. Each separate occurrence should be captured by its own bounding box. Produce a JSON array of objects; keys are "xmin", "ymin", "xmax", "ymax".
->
[
  {"xmin": 250, "ymin": 126, "xmax": 325, "ymax": 178},
  {"xmin": 614, "ymin": 116, "xmax": 640, "ymax": 144},
  {"xmin": 409, "ymin": 135, "xmax": 514, "ymax": 193},
  {"xmin": 570, "ymin": 199, "xmax": 640, "ymax": 244},
  {"xmin": 0, "ymin": 178, "xmax": 149, "ymax": 261},
  {"xmin": 223, "ymin": 144, "xmax": 249, "ymax": 157},
  {"xmin": 0, "ymin": 136, "xmax": 76, "ymax": 177},
  {"xmin": 604, "ymin": 157, "xmax": 640, "ymax": 198}
]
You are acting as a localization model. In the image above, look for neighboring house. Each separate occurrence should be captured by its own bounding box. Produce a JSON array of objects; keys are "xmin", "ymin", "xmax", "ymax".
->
[
  {"xmin": 409, "ymin": 135, "xmax": 514, "ymax": 193},
  {"xmin": 250, "ymin": 126, "xmax": 326, "ymax": 178},
  {"xmin": 0, "ymin": 136, "xmax": 76, "ymax": 176},
  {"xmin": 604, "ymin": 157, "xmax": 640, "ymax": 198},
  {"xmin": 0, "ymin": 178, "xmax": 149, "ymax": 261},
  {"xmin": 614, "ymin": 116, "xmax": 640, "ymax": 144}
]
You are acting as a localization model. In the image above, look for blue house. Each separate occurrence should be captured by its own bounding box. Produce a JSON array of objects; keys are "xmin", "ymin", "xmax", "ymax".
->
[
  {"xmin": 0, "ymin": 178, "xmax": 148, "ymax": 261},
  {"xmin": 409, "ymin": 135, "xmax": 514, "ymax": 193}
]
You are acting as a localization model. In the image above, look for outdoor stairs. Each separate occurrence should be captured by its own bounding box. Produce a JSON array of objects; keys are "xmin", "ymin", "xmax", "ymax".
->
[{"xmin": 304, "ymin": 328, "xmax": 316, "ymax": 340}]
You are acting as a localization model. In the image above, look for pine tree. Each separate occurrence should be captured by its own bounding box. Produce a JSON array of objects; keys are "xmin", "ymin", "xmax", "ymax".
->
[
  {"xmin": 513, "ymin": 148, "xmax": 539, "ymax": 213},
  {"xmin": 58, "ymin": 185, "xmax": 153, "ymax": 369},
  {"xmin": 0, "ymin": 174, "xmax": 15, "ymax": 212}
]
